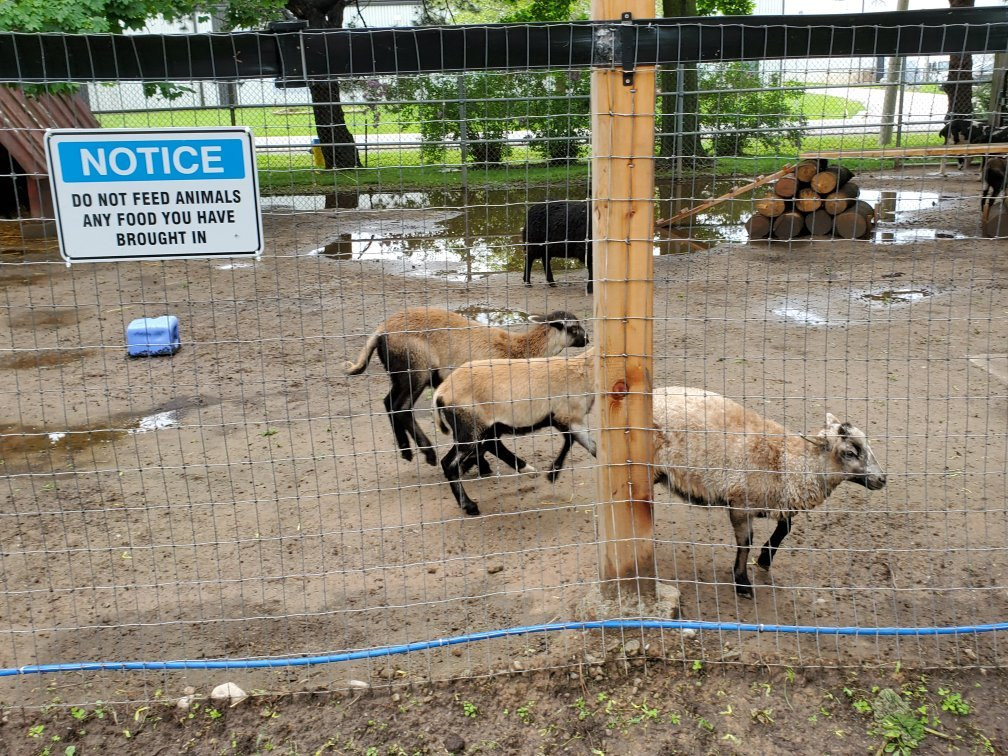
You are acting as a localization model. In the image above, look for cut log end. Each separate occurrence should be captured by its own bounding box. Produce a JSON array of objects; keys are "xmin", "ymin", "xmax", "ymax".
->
[
  {"xmin": 745, "ymin": 214, "xmax": 774, "ymax": 239},
  {"xmin": 833, "ymin": 201, "xmax": 876, "ymax": 239},
  {"xmin": 805, "ymin": 208, "xmax": 835, "ymax": 236},
  {"xmin": 772, "ymin": 211, "xmax": 807, "ymax": 240},
  {"xmin": 754, "ymin": 194, "xmax": 788, "ymax": 218},
  {"xmin": 810, "ymin": 165, "xmax": 855, "ymax": 195}
]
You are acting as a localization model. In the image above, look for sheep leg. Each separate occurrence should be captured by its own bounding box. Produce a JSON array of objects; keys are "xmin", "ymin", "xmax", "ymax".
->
[
  {"xmin": 757, "ymin": 516, "xmax": 792, "ymax": 572},
  {"xmin": 440, "ymin": 442, "xmax": 481, "ymax": 516},
  {"xmin": 546, "ymin": 432, "xmax": 574, "ymax": 483},
  {"xmin": 482, "ymin": 437, "xmax": 534, "ymax": 473},
  {"xmin": 544, "ymin": 252, "xmax": 556, "ymax": 285},
  {"xmin": 383, "ymin": 381, "xmax": 416, "ymax": 463},
  {"xmin": 385, "ymin": 372, "xmax": 437, "ymax": 466},
  {"xmin": 403, "ymin": 377, "xmax": 438, "ymax": 466},
  {"xmin": 463, "ymin": 437, "xmax": 534, "ymax": 476},
  {"xmin": 570, "ymin": 426, "xmax": 597, "ymax": 457},
  {"xmin": 523, "ymin": 247, "xmax": 537, "ymax": 286},
  {"xmin": 728, "ymin": 506, "xmax": 754, "ymax": 598}
]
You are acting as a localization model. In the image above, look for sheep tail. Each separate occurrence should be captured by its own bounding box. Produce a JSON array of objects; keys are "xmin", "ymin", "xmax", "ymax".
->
[
  {"xmin": 344, "ymin": 331, "xmax": 382, "ymax": 375},
  {"xmin": 435, "ymin": 399, "xmax": 451, "ymax": 435}
]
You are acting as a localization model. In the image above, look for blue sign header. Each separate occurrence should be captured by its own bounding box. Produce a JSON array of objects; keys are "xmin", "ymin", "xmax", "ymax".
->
[{"xmin": 57, "ymin": 138, "xmax": 246, "ymax": 183}]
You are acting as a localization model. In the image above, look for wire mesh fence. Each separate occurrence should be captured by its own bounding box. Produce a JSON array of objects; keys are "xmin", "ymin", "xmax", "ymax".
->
[{"xmin": 1, "ymin": 10, "xmax": 1007, "ymax": 705}]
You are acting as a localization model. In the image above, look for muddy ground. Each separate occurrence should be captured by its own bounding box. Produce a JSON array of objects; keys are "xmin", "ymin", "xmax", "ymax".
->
[{"xmin": 1, "ymin": 167, "xmax": 1007, "ymax": 716}]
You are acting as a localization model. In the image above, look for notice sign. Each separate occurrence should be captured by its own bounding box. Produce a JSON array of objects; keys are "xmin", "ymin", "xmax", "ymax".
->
[{"xmin": 45, "ymin": 127, "xmax": 263, "ymax": 263}]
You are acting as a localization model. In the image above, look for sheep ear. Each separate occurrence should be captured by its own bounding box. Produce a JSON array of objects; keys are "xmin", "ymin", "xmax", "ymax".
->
[
  {"xmin": 825, "ymin": 412, "xmax": 841, "ymax": 427},
  {"xmin": 528, "ymin": 314, "xmax": 545, "ymax": 323}
]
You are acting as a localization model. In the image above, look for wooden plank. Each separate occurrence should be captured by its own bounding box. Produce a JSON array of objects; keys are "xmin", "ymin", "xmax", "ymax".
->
[
  {"xmin": 801, "ymin": 143, "xmax": 1008, "ymax": 160},
  {"xmin": 656, "ymin": 165, "xmax": 793, "ymax": 228},
  {"xmin": 592, "ymin": 0, "xmax": 656, "ymax": 602}
]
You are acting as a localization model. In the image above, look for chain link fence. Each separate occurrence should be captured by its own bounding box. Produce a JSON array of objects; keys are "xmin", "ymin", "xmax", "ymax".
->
[{"xmin": 1, "ymin": 11, "xmax": 1007, "ymax": 706}]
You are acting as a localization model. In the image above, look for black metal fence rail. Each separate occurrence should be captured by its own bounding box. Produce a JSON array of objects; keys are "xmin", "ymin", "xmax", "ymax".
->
[{"xmin": 0, "ymin": 8, "xmax": 1005, "ymax": 84}]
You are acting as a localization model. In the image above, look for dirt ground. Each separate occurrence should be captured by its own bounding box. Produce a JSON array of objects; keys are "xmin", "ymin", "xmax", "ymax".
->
[
  {"xmin": 1, "ymin": 166, "xmax": 1007, "ymax": 717},
  {"xmin": 3, "ymin": 663, "xmax": 1008, "ymax": 754}
]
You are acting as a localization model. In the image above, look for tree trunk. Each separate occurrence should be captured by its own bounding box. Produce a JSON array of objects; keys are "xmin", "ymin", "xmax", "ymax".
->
[
  {"xmin": 287, "ymin": 0, "xmax": 361, "ymax": 170},
  {"xmin": 309, "ymin": 80, "xmax": 361, "ymax": 169},
  {"xmin": 658, "ymin": 0, "xmax": 707, "ymax": 166},
  {"xmin": 943, "ymin": 0, "xmax": 975, "ymax": 121}
]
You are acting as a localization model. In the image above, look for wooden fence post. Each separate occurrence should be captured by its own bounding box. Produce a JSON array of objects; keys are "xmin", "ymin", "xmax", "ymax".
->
[{"xmin": 591, "ymin": 0, "xmax": 657, "ymax": 602}]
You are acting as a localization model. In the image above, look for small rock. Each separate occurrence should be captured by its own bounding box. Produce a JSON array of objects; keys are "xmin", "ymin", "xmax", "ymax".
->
[
  {"xmin": 487, "ymin": 564, "xmax": 504, "ymax": 575},
  {"xmin": 584, "ymin": 653, "xmax": 603, "ymax": 665},
  {"xmin": 176, "ymin": 694, "xmax": 195, "ymax": 711},
  {"xmin": 681, "ymin": 628, "xmax": 697, "ymax": 639},
  {"xmin": 444, "ymin": 733, "xmax": 466, "ymax": 754},
  {"xmin": 182, "ymin": 686, "xmax": 196, "ymax": 696},
  {"xmin": 427, "ymin": 566, "xmax": 437, "ymax": 574},
  {"xmin": 512, "ymin": 660, "xmax": 524, "ymax": 671},
  {"xmin": 210, "ymin": 682, "xmax": 247, "ymax": 705},
  {"xmin": 391, "ymin": 693, "xmax": 401, "ymax": 703},
  {"xmin": 623, "ymin": 639, "xmax": 641, "ymax": 657},
  {"xmin": 963, "ymin": 647, "xmax": 978, "ymax": 661},
  {"xmin": 606, "ymin": 638, "xmax": 622, "ymax": 653},
  {"xmin": 348, "ymin": 679, "xmax": 371, "ymax": 690}
]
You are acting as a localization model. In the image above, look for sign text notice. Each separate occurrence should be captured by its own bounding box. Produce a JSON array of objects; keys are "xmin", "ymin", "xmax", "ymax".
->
[{"xmin": 46, "ymin": 128, "xmax": 263, "ymax": 263}]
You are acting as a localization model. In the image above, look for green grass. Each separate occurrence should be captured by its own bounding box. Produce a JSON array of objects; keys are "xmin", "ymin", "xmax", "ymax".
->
[
  {"xmin": 258, "ymin": 150, "xmax": 590, "ymax": 193},
  {"xmin": 792, "ymin": 93, "xmax": 864, "ymax": 119},
  {"xmin": 98, "ymin": 105, "xmax": 418, "ymax": 136},
  {"xmin": 252, "ymin": 123, "xmax": 948, "ymax": 193}
]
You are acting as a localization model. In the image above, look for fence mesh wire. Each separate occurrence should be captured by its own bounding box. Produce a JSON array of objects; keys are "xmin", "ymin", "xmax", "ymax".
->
[{"xmin": 1, "ymin": 16, "xmax": 1007, "ymax": 705}]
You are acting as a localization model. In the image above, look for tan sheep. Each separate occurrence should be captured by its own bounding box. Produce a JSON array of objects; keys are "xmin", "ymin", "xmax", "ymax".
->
[
  {"xmin": 433, "ymin": 347, "xmax": 597, "ymax": 515},
  {"xmin": 653, "ymin": 385, "xmax": 886, "ymax": 597},
  {"xmin": 345, "ymin": 308, "xmax": 587, "ymax": 466}
]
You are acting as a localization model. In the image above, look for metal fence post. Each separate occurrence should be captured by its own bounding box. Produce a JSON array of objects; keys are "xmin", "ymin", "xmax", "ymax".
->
[{"xmin": 591, "ymin": 0, "xmax": 657, "ymax": 603}]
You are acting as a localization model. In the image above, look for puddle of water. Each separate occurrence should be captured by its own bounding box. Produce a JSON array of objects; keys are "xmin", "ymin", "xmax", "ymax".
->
[
  {"xmin": 130, "ymin": 409, "xmax": 181, "ymax": 434},
  {"xmin": 0, "ymin": 264, "xmax": 51, "ymax": 288},
  {"xmin": 771, "ymin": 307, "xmax": 829, "ymax": 326},
  {"xmin": 7, "ymin": 308, "xmax": 80, "ymax": 330},
  {"xmin": 0, "ymin": 409, "xmax": 182, "ymax": 471},
  {"xmin": 860, "ymin": 288, "xmax": 933, "ymax": 306},
  {"xmin": 875, "ymin": 228, "xmax": 966, "ymax": 243},
  {"xmin": 0, "ymin": 349, "xmax": 94, "ymax": 370},
  {"xmin": 455, "ymin": 305, "xmax": 531, "ymax": 326},
  {"xmin": 290, "ymin": 181, "xmax": 742, "ymax": 277}
]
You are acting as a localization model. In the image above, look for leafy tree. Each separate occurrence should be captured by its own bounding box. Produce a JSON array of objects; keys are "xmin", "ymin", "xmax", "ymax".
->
[
  {"xmin": 0, "ymin": 0, "xmax": 362, "ymax": 170},
  {"xmin": 658, "ymin": 0, "xmax": 754, "ymax": 168},
  {"xmin": 697, "ymin": 63, "xmax": 805, "ymax": 155}
]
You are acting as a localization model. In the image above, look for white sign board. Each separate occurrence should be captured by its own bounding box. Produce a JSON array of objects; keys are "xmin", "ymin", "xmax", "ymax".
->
[{"xmin": 45, "ymin": 127, "xmax": 263, "ymax": 263}]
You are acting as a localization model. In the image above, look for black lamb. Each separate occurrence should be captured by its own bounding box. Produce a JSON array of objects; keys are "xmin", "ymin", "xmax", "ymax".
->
[{"xmin": 521, "ymin": 200, "xmax": 593, "ymax": 294}]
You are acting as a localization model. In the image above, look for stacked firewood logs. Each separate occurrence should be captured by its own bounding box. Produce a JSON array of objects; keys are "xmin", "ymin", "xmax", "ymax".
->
[{"xmin": 745, "ymin": 159, "xmax": 876, "ymax": 240}]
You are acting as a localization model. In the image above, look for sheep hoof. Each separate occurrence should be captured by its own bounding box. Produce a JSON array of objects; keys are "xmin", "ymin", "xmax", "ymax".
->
[
  {"xmin": 462, "ymin": 502, "xmax": 481, "ymax": 516},
  {"xmin": 520, "ymin": 463, "xmax": 537, "ymax": 475},
  {"xmin": 756, "ymin": 556, "xmax": 772, "ymax": 572},
  {"xmin": 420, "ymin": 448, "xmax": 437, "ymax": 466},
  {"xmin": 399, "ymin": 448, "xmax": 414, "ymax": 463},
  {"xmin": 734, "ymin": 580, "xmax": 754, "ymax": 599},
  {"xmin": 546, "ymin": 469, "xmax": 560, "ymax": 483}
]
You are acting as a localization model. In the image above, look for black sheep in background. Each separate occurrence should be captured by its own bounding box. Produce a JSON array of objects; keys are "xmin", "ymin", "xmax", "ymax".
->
[
  {"xmin": 938, "ymin": 118, "xmax": 991, "ymax": 170},
  {"xmin": 521, "ymin": 200, "xmax": 593, "ymax": 294},
  {"xmin": 981, "ymin": 156, "xmax": 1006, "ymax": 224}
]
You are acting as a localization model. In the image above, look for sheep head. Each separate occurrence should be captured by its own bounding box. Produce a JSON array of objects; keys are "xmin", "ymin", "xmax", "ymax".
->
[
  {"xmin": 806, "ymin": 413, "xmax": 887, "ymax": 491},
  {"xmin": 531, "ymin": 311, "xmax": 589, "ymax": 349}
]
